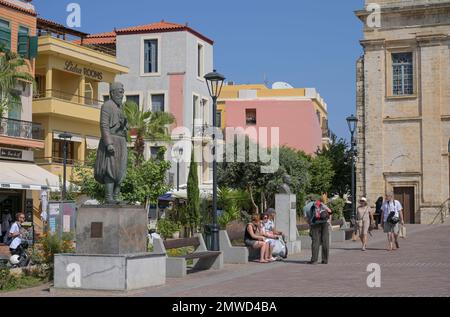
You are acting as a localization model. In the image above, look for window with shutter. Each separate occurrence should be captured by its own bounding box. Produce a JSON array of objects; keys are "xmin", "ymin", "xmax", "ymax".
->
[
  {"xmin": 0, "ymin": 19, "xmax": 11, "ymax": 51},
  {"xmin": 18, "ymin": 26, "xmax": 29, "ymax": 58},
  {"xmin": 28, "ymin": 36, "xmax": 38, "ymax": 59}
]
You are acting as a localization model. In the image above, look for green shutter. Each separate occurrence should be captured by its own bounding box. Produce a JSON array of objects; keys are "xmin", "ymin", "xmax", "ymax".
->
[
  {"xmin": 28, "ymin": 36, "xmax": 38, "ymax": 59},
  {"xmin": 18, "ymin": 34, "xmax": 28, "ymax": 57},
  {"xmin": 0, "ymin": 27, "xmax": 11, "ymax": 51}
]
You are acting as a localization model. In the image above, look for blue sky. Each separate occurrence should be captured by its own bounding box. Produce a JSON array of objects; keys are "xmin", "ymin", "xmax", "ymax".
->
[{"xmin": 34, "ymin": 0, "xmax": 364, "ymax": 140}]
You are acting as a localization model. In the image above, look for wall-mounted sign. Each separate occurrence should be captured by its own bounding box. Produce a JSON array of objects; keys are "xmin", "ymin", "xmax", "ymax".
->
[
  {"xmin": 0, "ymin": 147, "xmax": 33, "ymax": 162},
  {"xmin": 64, "ymin": 60, "xmax": 103, "ymax": 81},
  {"xmin": 0, "ymin": 148, "xmax": 22, "ymax": 159}
]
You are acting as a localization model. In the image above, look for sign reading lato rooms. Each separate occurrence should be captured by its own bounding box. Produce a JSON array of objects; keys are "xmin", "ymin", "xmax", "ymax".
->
[{"xmin": 64, "ymin": 60, "xmax": 103, "ymax": 81}]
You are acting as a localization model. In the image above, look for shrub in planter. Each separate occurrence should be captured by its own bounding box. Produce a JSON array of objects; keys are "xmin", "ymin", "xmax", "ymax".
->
[
  {"xmin": 157, "ymin": 218, "xmax": 181, "ymax": 240},
  {"xmin": 330, "ymin": 198, "xmax": 346, "ymax": 220}
]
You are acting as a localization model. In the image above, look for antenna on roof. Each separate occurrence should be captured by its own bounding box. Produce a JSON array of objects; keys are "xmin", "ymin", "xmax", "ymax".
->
[
  {"xmin": 185, "ymin": 22, "xmax": 189, "ymax": 27},
  {"xmin": 161, "ymin": 19, "xmax": 165, "ymax": 23},
  {"xmin": 263, "ymin": 73, "xmax": 269, "ymax": 87}
]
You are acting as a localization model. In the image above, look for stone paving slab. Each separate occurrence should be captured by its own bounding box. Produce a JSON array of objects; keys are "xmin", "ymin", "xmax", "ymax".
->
[{"xmin": 3, "ymin": 224, "xmax": 450, "ymax": 297}]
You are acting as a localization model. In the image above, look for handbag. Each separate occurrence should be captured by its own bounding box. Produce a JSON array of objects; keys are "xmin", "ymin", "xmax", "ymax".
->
[{"xmin": 399, "ymin": 225, "xmax": 407, "ymax": 239}]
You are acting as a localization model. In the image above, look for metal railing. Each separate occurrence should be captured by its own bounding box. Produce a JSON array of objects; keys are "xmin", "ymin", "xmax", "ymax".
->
[
  {"xmin": 193, "ymin": 123, "xmax": 213, "ymax": 138},
  {"xmin": 0, "ymin": 117, "xmax": 45, "ymax": 140},
  {"xmin": 35, "ymin": 156, "xmax": 83, "ymax": 166},
  {"xmin": 33, "ymin": 89, "xmax": 104, "ymax": 108},
  {"xmin": 431, "ymin": 198, "xmax": 450, "ymax": 225}
]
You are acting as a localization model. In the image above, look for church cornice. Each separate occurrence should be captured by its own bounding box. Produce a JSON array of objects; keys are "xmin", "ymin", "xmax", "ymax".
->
[{"xmin": 355, "ymin": 2, "xmax": 450, "ymax": 21}]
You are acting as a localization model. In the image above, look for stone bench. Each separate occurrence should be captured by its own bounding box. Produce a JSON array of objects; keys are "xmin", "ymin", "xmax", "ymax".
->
[
  {"xmin": 153, "ymin": 234, "xmax": 223, "ymax": 278},
  {"xmin": 219, "ymin": 231, "xmax": 249, "ymax": 264}
]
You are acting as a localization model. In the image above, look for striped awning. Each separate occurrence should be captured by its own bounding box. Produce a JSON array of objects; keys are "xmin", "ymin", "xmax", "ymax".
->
[{"xmin": 0, "ymin": 161, "xmax": 62, "ymax": 191}]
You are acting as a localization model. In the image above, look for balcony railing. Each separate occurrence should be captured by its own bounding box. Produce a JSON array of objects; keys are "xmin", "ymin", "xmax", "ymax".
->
[
  {"xmin": 35, "ymin": 156, "xmax": 84, "ymax": 166},
  {"xmin": 193, "ymin": 123, "xmax": 213, "ymax": 138},
  {"xmin": 0, "ymin": 117, "xmax": 45, "ymax": 140},
  {"xmin": 33, "ymin": 89, "xmax": 104, "ymax": 108}
]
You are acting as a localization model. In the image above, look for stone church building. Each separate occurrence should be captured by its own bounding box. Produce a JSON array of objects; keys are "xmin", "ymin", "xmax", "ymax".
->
[{"xmin": 355, "ymin": 0, "xmax": 450, "ymax": 224}]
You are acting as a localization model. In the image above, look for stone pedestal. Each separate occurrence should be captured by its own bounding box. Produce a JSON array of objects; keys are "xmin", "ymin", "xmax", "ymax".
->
[
  {"xmin": 76, "ymin": 205, "xmax": 147, "ymax": 255},
  {"xmin": 275, "ymin": 194, "xmax": 302, "ymax": 254},
  {"xmin": 54, "ymin": 253, "xmax": 166, "ymax": 291},
  {"xmin": 54, "ymin": 205, "xmax": 166, "ymax": 292}
]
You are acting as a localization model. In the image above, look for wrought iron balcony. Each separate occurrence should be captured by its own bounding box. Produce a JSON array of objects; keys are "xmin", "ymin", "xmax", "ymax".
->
[{"xmin": 0, "ymin": 117, "xmax": 45, "ymax": 140}]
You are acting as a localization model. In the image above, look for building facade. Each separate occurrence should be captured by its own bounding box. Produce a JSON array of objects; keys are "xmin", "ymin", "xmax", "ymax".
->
[
  {"xmin": 0, "ymin": 0, "xmax": 62, "ymax": 233},
  {"xmin": 355, "ymin": 0, "xmax": 450, "ymax": 224},
  {"xmin": 92, "ymin": 21, "xmax": 215, "ymax": 190},
  {"xmin": 218, "ymin": 83, "xmax": 330, "ymax": 154},
  {"xmin": 32, "ymin": 19, "xmax": 128, "ymax": 182}
]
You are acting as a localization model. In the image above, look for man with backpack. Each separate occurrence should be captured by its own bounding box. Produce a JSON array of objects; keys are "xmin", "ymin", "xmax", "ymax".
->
[
  {"xmin": 303, "ymin": 197, "xmax": 332, "ymax": 265},
  {"xmin": 381, "ymin": 192, "xmax": 404, "ymax": 251}
]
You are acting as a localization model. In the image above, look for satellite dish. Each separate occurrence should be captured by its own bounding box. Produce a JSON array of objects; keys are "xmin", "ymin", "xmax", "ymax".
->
[{"xmin": 272, "ymin": 82, "xmax": 294, "ymax": 89}]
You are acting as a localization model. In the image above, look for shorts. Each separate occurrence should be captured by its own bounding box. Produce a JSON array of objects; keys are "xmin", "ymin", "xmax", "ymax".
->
[
  {"xmin": 266, "ymin": 239, "xmax": 277, "ymax": 247},
  {"xmin": 245, "ymin": 239, "xmax": 259, "ymax": 248},
  {"xmin": 384, "ymin": 222, "xmax": 400, "ymax": 234}
]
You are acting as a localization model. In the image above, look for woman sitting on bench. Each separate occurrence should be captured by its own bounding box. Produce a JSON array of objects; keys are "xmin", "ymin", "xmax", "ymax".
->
[{"xmin": 244, "ymin": 215, "xmax": 273, "ymax": 263}]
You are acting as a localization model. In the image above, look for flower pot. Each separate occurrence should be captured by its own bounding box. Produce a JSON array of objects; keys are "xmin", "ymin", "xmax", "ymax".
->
[{"xmin": 172, "ymin": 231, "xmax": 180, "ymax": 239}]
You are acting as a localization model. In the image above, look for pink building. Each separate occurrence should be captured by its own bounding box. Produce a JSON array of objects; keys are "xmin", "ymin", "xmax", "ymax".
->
[{"xmin": 219, "ymin": 84, "xmax": 329, "ymax": 154}]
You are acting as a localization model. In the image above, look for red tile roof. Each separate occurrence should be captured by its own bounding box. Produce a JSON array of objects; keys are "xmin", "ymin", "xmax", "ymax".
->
[
  {"xmin": 73, "ymin": 21, "xmax": 214, "ymax": 46},
  {"xmin": 73, "ymin": 31, "xmax": 117, "ymax": 45},
  {"xmin": 0, "ymin": 0, "xmax": 36, "ymax": 16},
  {"xmin": 116, "ymin": 21, "xmax": 214, "ymax": 44}
]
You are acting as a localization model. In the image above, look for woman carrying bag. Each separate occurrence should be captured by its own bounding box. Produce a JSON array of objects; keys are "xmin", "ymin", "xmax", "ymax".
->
[{"xmin": 357, "ymin": 197, "xmax": 375, "ymax": 251}]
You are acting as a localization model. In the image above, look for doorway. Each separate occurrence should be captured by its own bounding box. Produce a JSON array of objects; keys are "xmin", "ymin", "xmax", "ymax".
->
[{"xmin": 394, "ymin": 187, "xmax": 415, "ymax": 224}]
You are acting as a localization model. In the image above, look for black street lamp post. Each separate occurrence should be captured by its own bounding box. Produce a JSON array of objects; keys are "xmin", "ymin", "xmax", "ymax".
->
[
  {"xmin": 59, "ymin": 132, "xmax": 73, "ymax": 201},
  {"xmin": 346, "ymin": 115, "xmax": 358, "ymax": 226},
  {"xmin": 176, "ymin": 147, "xmax": 184, "ymax": 192},
  {"xmin": 204, "ymin": 70, "xmax": 225, "ymax": 252}
]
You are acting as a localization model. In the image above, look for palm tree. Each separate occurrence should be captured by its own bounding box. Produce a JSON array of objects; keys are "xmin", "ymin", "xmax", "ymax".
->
[
  {"xmin": 124, "ymin": 101, "xmax": 175, "ymax": 165},
  {"xmin": 0, "ymin": 45, "xmax": 35, "ymax": 117}
]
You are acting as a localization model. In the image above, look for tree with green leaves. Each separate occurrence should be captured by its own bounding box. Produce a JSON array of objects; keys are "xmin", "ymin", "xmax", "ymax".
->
[
  {"xmin": 186, "ymin": 150, "xmax": 200, "ymax": 236},
  {"xmin": 124, "ymin": 101, "xmax": 175, "ymax": 165},
  {"xmin": 308, "ymin": 155, "xmax": 335, "ymax": 196},
  {"xmin": 74, "ymin": 151, "xmax": 171, "ymax": 206},
  {"xmin": 218, "ymin": 138, "xmax": 289, "ymax": 213},
  {"xmin": 0, "ymin": 45, "xmax": 35, "ymax": 116},
  {"xmin": 316, "ymin": 135, "xmax": 352, "ymax": 197}
]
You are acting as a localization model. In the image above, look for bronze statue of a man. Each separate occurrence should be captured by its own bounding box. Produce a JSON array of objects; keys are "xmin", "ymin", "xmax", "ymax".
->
[{"xmin": 94, "ymin": 82, "xmax": 129, "ymax": 204}]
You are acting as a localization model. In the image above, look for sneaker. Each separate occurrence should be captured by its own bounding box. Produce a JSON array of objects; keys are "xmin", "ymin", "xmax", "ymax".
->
[
  {"xmin": 309, "ymin": 261, "xmax": 319, "ymax": 265},
  {"xmin": 321, "ymin": 261, "xmax": 328, "ymax": 265}
]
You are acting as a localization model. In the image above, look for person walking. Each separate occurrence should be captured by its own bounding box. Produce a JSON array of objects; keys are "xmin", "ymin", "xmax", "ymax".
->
[
  {"xmin": 375, "ymin": 197, "xmax": 384, "ymax": 229},
  {"xmin": 304, "ymin": 198, "xmax": 332, "ymax": 265},
  {"xmin": 357, "ymin": 197, "xmax": 374, "ymax": 251},
  {"xmin": 381, "ymin": 192, "xmax": 404, "ymax": 251}
]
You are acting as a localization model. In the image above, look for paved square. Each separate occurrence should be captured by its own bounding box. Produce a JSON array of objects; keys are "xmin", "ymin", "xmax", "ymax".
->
[{"xmin": 3, "ymin": 223, "xmax": 450, "ymax": 297}]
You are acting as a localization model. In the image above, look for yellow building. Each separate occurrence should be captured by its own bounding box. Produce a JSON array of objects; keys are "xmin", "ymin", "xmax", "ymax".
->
[
  {"xmin": 32, "ymin": 19, "xmax": 128, "ymax": 181},
  {"xmin": 218, "ymin": 83, "xmax": 331, "ymax": 149}
]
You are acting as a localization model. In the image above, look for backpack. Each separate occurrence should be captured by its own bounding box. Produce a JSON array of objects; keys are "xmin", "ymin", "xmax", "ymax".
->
[
  {"xmin": 5, "ymin": 235, "xmax": 13, "ymax": 246},
  {"xmin": 310, "ymin": 201, "xmax": 329, "ymax": 225},
  {"xmin": 386, "ymin": 201, "xmax": 400, "ymax": 225}
]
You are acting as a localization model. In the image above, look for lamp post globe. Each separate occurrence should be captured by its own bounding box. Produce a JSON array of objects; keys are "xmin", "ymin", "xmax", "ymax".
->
[{"xmin": 204, "ymin": 70, "xmax": 225, "ymax": 251}]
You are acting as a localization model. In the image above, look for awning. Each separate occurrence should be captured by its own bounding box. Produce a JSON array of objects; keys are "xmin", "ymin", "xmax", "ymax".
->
[
  {"xmin": 86, "ymin": 137, "xmax": 100, "ymax": 150},
  {"xmin": 53, "ymin": 132, "xmax": 83, "ymax": 143},
  {"xmin": 0, "ymin": 161, "xmax": 63, "ymax": 191}
]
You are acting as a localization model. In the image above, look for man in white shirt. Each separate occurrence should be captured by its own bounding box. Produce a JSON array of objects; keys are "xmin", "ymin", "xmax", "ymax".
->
[
  {"xmin": 381, "ymin": 192, "xmax": 404, "ymax": 251},
  {"xmin": 8, "ymin": 213, "xmax": 25, "ymax": 255}
]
